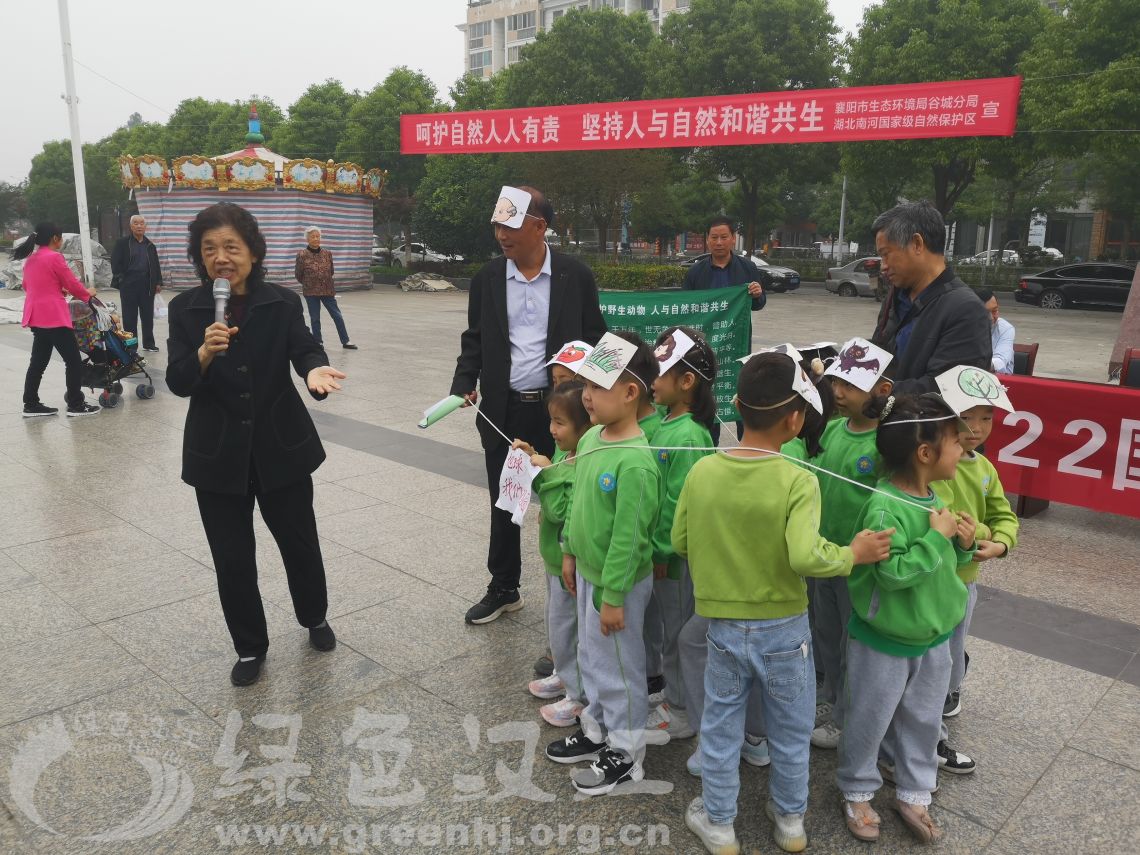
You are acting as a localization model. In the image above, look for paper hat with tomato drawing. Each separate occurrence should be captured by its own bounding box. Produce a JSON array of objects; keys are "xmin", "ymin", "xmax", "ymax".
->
[{"xmin": 546, "ymin": 340, "xmax": 594, "ymax": 368}]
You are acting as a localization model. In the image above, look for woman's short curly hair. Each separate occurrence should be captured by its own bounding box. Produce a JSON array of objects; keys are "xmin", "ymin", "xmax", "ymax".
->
[{"xmin": 186, "ymin": 202, "xmax": 268, "ymax": 288}]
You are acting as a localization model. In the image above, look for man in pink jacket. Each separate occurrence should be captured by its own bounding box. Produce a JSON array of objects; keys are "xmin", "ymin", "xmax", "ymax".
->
[{"xmin": 15, "ymin": 223, "xmax": 100, "ymax": 417}]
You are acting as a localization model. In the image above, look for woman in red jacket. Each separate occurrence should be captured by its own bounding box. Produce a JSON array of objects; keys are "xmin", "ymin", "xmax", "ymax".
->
[{"xmin": 15, "ymin": 223, "xmax": 100, "ymax": 417}]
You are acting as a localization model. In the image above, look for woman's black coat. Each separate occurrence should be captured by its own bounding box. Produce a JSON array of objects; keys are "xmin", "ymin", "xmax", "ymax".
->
[{"xmin": 166, "ymin": 282, "xmax": 329, "ymax": 495}]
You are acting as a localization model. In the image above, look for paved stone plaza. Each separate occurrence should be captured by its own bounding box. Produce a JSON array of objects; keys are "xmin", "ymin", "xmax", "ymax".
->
[{"xmin": 1, "ymin": 282, "xmax": 1138, "ymax": 854}]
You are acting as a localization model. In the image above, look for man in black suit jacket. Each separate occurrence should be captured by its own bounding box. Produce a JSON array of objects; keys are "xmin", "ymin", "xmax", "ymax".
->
[{"xmin": 451, "ymin": 186, "xmax": 606, "ymax": 625}]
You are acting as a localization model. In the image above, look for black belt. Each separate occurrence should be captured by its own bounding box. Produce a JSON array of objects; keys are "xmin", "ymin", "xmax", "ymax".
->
[{"xmin": 509, "ymin": 389, "xmax": 547, "ymax": 403}]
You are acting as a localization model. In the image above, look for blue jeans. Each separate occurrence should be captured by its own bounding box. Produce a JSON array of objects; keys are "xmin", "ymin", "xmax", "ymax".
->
[
  {"xmin": 305, "ymin": 295, "xmax": 349, "ymax": 345},
  {"xmin": 701, "ymin": 612, "xmax": 815, "ymax": 822}
]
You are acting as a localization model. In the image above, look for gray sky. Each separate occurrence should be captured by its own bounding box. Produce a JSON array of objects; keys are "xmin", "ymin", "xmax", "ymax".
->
[{"xmin": 1, "ymin": 0, "xmax": 874, "ymax": 184}]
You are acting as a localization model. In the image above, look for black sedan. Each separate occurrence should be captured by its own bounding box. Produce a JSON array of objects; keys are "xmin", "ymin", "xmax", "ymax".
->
[{"xmin": 1014, "ymin": 262, "xmax": 1135, "ymax": 310}]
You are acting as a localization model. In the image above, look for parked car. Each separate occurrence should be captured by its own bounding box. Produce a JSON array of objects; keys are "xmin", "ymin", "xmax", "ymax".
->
[
  {"xmin": 826, "ymin": 256, "xmax": 883, "ymax": 299},
  {"xmin": 1015, "ymin": 262, "xmax": 1135, "ymax": 310},
  {"xmin": 960, "ymin": 249, "xmax": 1020, "ymax": 266},
  {"xmin": 390, "ymin": 243, "xmax": 463, "ymax": 266},
  {"xmin": 671, "ymin": 252, "xmax": 800, "ymax": 291}
]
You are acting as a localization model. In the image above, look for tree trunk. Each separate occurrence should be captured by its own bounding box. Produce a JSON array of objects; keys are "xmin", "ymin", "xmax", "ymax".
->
[{"xmin": 740, "ymin": 179, "xmax": 759, "ymax": 253}]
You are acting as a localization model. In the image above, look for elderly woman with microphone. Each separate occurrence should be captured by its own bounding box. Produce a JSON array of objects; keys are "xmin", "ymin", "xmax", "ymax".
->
[{"xmin": 166, "ymin": 202, "xmax": 347, "ymax": 687}]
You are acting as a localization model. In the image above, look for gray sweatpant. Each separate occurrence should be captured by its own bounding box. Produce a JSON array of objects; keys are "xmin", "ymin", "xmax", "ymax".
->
[
  {"xmin": 679, "ymin": 613, "xmax": 766, "ymax": 735},
  {"xmin": 836, "ymin": 637, "xmax": 950, "ymax": 802},
  {"xmin": 545, "ymin": 574, "xmax": 583, "ymax": 704},
  {"xmin": 643, "ymin": 586, "xmax": 664, "ymax": 680},
  {"xmin": 578, "ymin": 572, "xmax": 653, "ymax": 764},
  {"xmin": 655, "ymin": 560, "xmax": 695, "ymax": 709},
  {"xmin": 814, "ymin": 576, "xmax": 852, "ymax": 723},
  {"xmin": 940, "ymin": 582, "xmax": 978, "ymax": 741}
]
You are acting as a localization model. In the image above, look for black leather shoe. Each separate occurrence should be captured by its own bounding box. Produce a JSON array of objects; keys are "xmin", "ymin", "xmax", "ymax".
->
[
  {"xmin": 533, "ymin": 654, "xmax": 554, "ymax": 678},
  {"xmin": 309, "ymin": 623, "xmax": 336, "ymax": 652},
  {"xmin": 342, "ymin": 342, "xmax": 358, "ymax": 350},
  {"xmin": 230, "ymin": 655, "xmax": 265, "ymax": 686},
  {"xmin": 465, "ymin": 586, "xmax": 523, "ymax": 625}
]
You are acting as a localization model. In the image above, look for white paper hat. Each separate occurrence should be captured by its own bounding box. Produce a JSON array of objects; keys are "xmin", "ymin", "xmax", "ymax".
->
[
  {"xmin": 654, "ymin": 328, "xmax": 697, "ymax": 376},
  {"xmin": 547, "ymin": 340, "xmax": 593, "ymax": 369},
  {"xmin": 789, "ymin": 355, "xmax": 824, "ymax": 414},
  {"xmin": 737, "ymin": 342, "xmax": 805, "ymax": 366},
  {"xmin": 576, "ymin": 332, "xmax": 641, "ymax": 390},
  {"xmin": 935, "ymin": 366, "xmax": 1014, "ymax": 413},
  {"xmin": 824, "ymin": 337, "xmax": 894, "ymax": 392},
  {"xmin": 491, "ymin": 186, "xmax": 533, "ymax": 229}
]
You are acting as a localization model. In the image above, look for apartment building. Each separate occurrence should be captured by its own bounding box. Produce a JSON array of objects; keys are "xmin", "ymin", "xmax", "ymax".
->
[{"xmin": 460, "ymin": 0, "xmax": 690, "ymax": 78}]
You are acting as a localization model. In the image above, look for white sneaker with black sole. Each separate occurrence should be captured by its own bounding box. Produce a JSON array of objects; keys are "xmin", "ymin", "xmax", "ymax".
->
[
  {"xmin": 571, "ymin": 747, "xmax": 643, "ymax": 796},
  {"xmin": 66, "ymin": 403, "xmax": 101, "ymax": 418},
  {"xmin": 937, "ymin": 740, "xmax": 976, "ymax": 774}
]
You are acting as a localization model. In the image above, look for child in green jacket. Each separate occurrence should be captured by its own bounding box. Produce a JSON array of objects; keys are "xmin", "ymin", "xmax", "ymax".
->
[
  {"xmin": 515, "ymin": 381, "xmax": 594, "ymax": 728},
  {"xmin": 932, "ymin": 386, "xmax": 1019, "ymax": 773},
  {"xmin": 837, "ymin": 393, "xmax": 975, "ymax": 845}
]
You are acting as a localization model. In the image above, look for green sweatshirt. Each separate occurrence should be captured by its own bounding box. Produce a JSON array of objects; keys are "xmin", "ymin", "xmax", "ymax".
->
[
  {"xmin": 639, "ymin": 408, "xmax": 664, "ymax": 442},
  {"xmin": 563, "ymin": 425, "xmax": 661, "ymax": 607},
  {"xmin": 672, "ymin": 453, "xmax": 853, "ymax": 620},
  {"xmin": 651, "ymin": 413, "xmax": 713, "ymax": 577},
  {"xmin": 780, "ymin": 437, "xmax": 807, "ymax": 461},
  {"xmin": 932, "ymin": 451, "xmax": 1019, "ymax": 584},
  {"xmin": 535, "ymin": 448, "xmax": 574, "ymax": 578},
  {"xmin": 848, "ymin": 483, "xmax": 973, "ymax": 657},
  {"xmin": 813, "ymin": 419, "xmax": 882, "ymax": 545}
]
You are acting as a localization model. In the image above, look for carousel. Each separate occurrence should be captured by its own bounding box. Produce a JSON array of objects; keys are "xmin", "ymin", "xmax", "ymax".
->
[{"xmin": 118, "ymin": 104, "xmax": 387, "ymax": 290}]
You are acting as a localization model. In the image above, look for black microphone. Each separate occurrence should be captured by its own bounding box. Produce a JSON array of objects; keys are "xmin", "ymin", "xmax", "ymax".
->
[{"xmin": 212, "ymin": 277, "xmax": 230, "ymax": 357}]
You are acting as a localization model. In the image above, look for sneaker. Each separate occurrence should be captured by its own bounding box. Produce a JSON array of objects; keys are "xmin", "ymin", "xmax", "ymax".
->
[
  {"xmin": 308, "ymin": 622, "xmax": 336, "ymax": 652},
  {"xmin": 685, "ymin": 797, "xmax": 740, "ymax": 855},
  {"xmin": 230, "ymin": 655, "xmax": 265, "ymax": 686},
  {"xmin": 571, "ymin": 747, "xmax": 643, "ymax": 797},
  {"xmin": 545, "ymin": 728, "xmax": 604, "ymax": 764},
  {"xmin": 644, "ymin": 704, "xmax": 672, "ymax": 745},
  {"xmin": 342, "ymin": 342, "xmax": 358, "ymax": 350},
  {"xmin": 647, "ymin": 673, "xmax": 666, "ymax": 704},
  {"xmin": 528, "ymin": 673, "xmax": 565, "ymax": 700},
  {"xmin": 666, "ymin": 705, "xmax": 696, "ymax": 739},
  {"xmin": 687, "ymin": 744, "xmax": 702, "ymax": 777},
  {"xmin": 464, "ymin": 585, "xmax": 523, "ymax": 624},
  {"xmin": 811, "ymin": 720, "xmax": 842, "ymax": 749},
  {"xmin": 766, "ymin": 800, "xmax": 807, "ymax": 853},
  {"xmin": 814, "ymin": 701, "xmax": 833, "ymax": 728},
  {"xmin": 741, "ymin": 734, "xmax": 771, "ymax": 767},
  {"xmin": 66, "ymin": 403, "xmax": 101, "ymax": 418},
  {"xmin": 533, "ymin": 654, "xmax": 555, "ymax": 678},
  {"xmin": 937, "ymin": 740, "xmax": 976, "ymax": 774},
  {"xmin": 540, "ymin": 697, "xmax": 583, "ymax": 728},
  {"xmin": 879, "ymin": 761, "xmax": 939, "ymax": 793},
  {"xmin": 22, "ymin": 403, "xmax": 58, "ymax": 418},
  {"xmin": 942, "ymin": 690, "xmax": 962, "ymax": 718},
  {"xmin": 142, "ymin": 345, "xmax": 160, "ymax": 352}
]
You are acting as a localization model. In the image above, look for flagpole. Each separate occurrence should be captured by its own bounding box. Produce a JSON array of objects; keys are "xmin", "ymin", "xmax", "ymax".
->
[{"xmin": 57, "ymin": 0, "xmax": 95, "ymax": 286}]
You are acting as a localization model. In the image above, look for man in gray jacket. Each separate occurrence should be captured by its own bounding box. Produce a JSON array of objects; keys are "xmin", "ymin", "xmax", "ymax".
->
[{"xmin": 870, "ymin": 201, "xmax": 991, "ymax": 394}]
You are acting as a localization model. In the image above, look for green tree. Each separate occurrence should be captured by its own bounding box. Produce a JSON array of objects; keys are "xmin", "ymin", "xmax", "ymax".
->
[
  {"xmin": 162, "ymin": 96, "xmax": 284, "ymax": 159},
  {"xmin": 844, "ymin": 0, "xmax": 1047, "ymax": 215},
  {"xmin": 412, "ymin": 154, "xmax": 510, "ymax": 261},
  {"xmin": 497, "ymin": 8, "xmax": 664, "ymax": 251},
  {"xmin": 0, "ymin": 181, "xmax": 27, "ymax": 229},
  {"xmin": 272, "ymin": 80, "xmax": 360, "ymax": 162},
  {"xmin": 25, "ymin": 141, "xmax": 82, "ymax": 230},
  {"xmin": 630, "ymin": 169, "xmax": 726, "ymax": 254},
  {"xmin": 650, "ymin": 0, "xmax": 841, "ymax": 250}
]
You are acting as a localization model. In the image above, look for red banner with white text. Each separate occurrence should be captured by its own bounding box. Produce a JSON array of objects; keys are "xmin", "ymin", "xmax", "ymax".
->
[
  {"xmin": 401, "ymin": 76, "xmax": 1021, "ymax": 155},
  {"xmin": 989, "ymin": 374, "xmax": 1140, "ymax": 519}
]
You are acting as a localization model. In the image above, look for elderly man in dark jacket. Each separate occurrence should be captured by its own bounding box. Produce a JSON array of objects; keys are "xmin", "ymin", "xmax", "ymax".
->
[
  {"xmin": 110, "ymin": 215, "xmax": 163, "ymax": 352},
  {"xmin": 870, "ymin": 201, "xmax": 991, "ymax": 394},
  {"xmin": 681, "ymin": 216, "xmax": 766, "ymax": 311}
]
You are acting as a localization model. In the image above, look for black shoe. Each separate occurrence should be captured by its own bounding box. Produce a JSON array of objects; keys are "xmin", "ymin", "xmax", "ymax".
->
[
  {"xmin": 309, "ymin": 622, "xmax": 336, "ymax": 652},
  {"xmin": 342, "ymin": 342, "xmax": 358, "ymax": 350},
  {"xmin": 142, "ymin": 345, "xmax": 160, "ymax": 352},
  {"xmin": 571, "ymin": 747, "xmax": 643, "ymax": 796},
  {"xmin": 533, "ymin": 654, "xmax": 555, "ymax": 679},
  {"xmin": 464, "ymin": 586, "xmax": 523, "ymax": 625},
  {"xmin": 937, "ymin": 740, "xmax": 976, "ymax": 775},
  {"xmin": 66, "ymin": 403, "xmax": 101, "ymax": 418},
  {"xmin": 546, "ymin": 728, "xmax": 605, "ymax": 765},
  {"xmin": 23, "ymin": 403, "xmax": 59, "ymax": 418},
  {"xmin": 647, "ymin": 674, "xmax": 666, "ymax": 697},
  {"xmin": 942, "ymin": 690, "xmax": 962, "ymax": 718},
  {"xmin": 230, "ymin": 655, "xmax": 266, "ymax": 686}
]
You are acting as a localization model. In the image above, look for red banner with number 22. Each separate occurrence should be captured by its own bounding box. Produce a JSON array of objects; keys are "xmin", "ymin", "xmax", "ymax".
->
[{"xmin": 989, "ymin": 375, "xmax": 1140, "ymax": 519}]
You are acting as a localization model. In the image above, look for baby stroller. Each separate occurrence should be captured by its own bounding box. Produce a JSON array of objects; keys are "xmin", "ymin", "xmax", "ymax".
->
[{"xmin": 72, "ymin": 297, "xmax": 156, "ymax": 407}]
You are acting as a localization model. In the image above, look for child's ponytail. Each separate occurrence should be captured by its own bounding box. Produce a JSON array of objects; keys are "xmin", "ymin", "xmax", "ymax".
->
[{"xmin": 796, "ymin": 367, "xmax": 835, "ymax": 457}]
